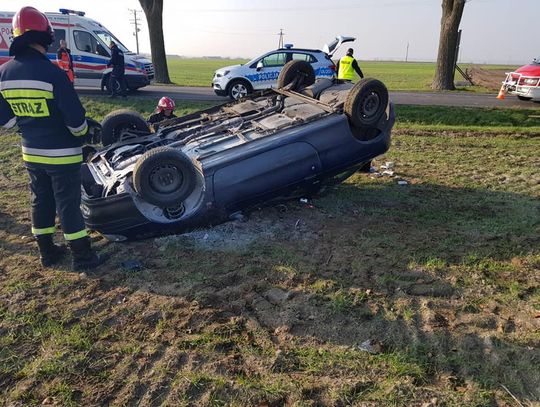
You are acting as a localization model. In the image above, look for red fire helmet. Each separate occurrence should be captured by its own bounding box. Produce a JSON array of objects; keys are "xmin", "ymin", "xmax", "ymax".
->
[
  {"xmin": 12, "ymin": 6, "xmax": 54, "ymax": 40},
  {"xmin": 157, "ymin": 96, "xmax": 175, "ymax": 111}
]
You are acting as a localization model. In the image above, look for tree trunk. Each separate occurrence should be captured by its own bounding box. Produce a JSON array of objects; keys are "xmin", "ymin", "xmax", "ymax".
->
[
  {"xmin": 139, "ymin": 0, "xmax": 171, "ymax": 84},
  {"xmin": 432, "ymin": 0, "xmax": 466, "ymax": 90}
]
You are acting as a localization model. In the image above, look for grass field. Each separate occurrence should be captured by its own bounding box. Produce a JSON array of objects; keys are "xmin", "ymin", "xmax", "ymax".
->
[
  {"xmin": 166, "ymin": 58, "xmax": 517, "ymax": 92},
  {"xmin": 0, "ymin": 100, "xmax": 539, "ymax": 406},
  {"xmin": 81, "ymin": 96, "xmax": 540, "ymax": 134}
]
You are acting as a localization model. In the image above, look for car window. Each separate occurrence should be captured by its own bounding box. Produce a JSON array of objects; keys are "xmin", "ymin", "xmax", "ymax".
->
[
  {"xmin": 261, "ymin": 52, "xmax": 288, "ymax": 68},
  {"xmin": 94, "ymin": 30, "xmax": 129, "ymax": 53},
  {"xmin": 74, "ymin": 30, "xmax": 109, "ymax": 57},
  {"xmin": 292, "ymin": 53, "xmax": 317, "ymax": 63},
  {"xmin": 50, "ymin": 29, "xmax": 65, "ymax": 53}
]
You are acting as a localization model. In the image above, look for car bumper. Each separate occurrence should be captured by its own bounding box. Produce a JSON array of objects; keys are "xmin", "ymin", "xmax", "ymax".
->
[
  {"xmin": 212, "ymin": 80, "xmax": 228, "ymax": 96},
  {"xmin": 126, "ymin": 74, "xmax": 151, "ymax": 89},
  {"xmin": 506, "ymin": 85, "xmax": 540, "ymax": 99}
]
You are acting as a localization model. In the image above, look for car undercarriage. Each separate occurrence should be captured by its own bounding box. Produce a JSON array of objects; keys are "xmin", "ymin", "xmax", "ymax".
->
[{"xmin": 81, "ymin": 61, "xmax": 395, "ymax": 241}]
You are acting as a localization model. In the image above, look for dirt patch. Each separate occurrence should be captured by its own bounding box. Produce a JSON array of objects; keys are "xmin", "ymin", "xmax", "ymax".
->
[
  {"xmin": 468, "ymin": 66, "xmax": 509, "ymax": 90},
  {"xmin": 153, "ymin": 206, "xmax": 320, "ymax": 253}
]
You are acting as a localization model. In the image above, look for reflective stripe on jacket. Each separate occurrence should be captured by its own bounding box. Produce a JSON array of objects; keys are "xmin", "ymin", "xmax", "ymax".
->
[
  {"xmin": 337, "ymin": 55, "xmax": 355, "ymax": 80},
  {"xmin": 0, "ymin": 48, "xmax": 87, "ymax": 166}
]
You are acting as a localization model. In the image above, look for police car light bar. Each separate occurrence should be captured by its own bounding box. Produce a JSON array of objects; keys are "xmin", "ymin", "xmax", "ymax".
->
[
  {"xmin": 283, "ymin": 44, "xmax": 293, "ymax": 49},
  {"xmin": 59, "ymin": 8, "xmax": 86, "ymax": 16}
]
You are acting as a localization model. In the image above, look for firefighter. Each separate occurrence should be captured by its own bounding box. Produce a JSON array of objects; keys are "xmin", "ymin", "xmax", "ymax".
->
[
  {"xmin": 336, "ymin": 48, "xmax": 364, "ymax": 82},
  {"xmin": 147, "ymin": 97, "xmax": 176, "ymax": 128},
  {"xmin": 107, "ymin": 41, "xmax": 127, "ymax": 97},
  {"xmin": 56, "ymin": 39, "xmax": 74, "ymax": 83},
  {"xmin": 0, "ymin": 6, "xmax": 106, "ymax": 271}
]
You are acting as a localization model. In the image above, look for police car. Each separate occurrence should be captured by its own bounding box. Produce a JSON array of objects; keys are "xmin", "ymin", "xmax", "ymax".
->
[{"xmin": 212, "ymin": 35, "xmax": 355, "ymax": 100}]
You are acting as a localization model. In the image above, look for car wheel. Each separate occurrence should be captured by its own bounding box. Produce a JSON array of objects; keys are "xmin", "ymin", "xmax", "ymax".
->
[
  {"xmin": 277, "ymin": 60, "xmax": 315, "ymax": 90},
  {"xmin": 344, "ymin": 78, "xmax": 389, "ymax": 131},
  {"xmin": 518, "ymin": 95, "xmax": 532, "ymax": 101},
  {"xmin": 133, "ymin": 147, "xmax": 196, "ymax": 208},
  {"xmin": 101, "ymin": 109, "xmax": 151, "ymax": 146},
  {"xmin": 228, "ymin": 80, "xmax": 251, "ymax": 100}
]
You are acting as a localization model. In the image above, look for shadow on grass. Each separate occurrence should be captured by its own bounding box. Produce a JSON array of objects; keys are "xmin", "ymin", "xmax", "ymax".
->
[
  {"xmin": 84, "ymin": 179, "xmax": 540, "ymax": 403},
  {"xmin": 1, "ymin": 180, "xmax": 537, "ymax": 405}
]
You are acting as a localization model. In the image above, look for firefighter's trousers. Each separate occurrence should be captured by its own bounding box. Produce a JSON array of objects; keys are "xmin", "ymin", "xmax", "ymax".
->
[{"xmin": 26, "ymin": 165, "xmax": 87, "ymax": 241}]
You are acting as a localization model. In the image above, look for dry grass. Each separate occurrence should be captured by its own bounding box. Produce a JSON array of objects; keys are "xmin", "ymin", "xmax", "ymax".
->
[{"xmin": 0, "ymin": 102, "xmax": 539, "ymax": 406}]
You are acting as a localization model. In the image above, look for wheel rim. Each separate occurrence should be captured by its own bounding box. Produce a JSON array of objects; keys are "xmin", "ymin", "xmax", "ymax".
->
[
  {"xmin": 360, "ymin": 91, "xmax": 381, "ymax": 118},
  {"xmin": 148, "ymin": 164, "xmax": 183, "ymax": 194},
  {"xmin": 231, "ymin": 83, "xmax": 248, "ymax": 99}
]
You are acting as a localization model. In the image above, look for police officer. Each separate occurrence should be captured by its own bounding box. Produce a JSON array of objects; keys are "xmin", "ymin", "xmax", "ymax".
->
[
  {"xmin": 107, "ymin": 41, "xmax": 127, "ymax": 97},
  {"xmin": 147, "ymin": 96, "xmax": 176, "ymax": 129},
  {"xmin": 56, "ymin": 39, "xmax": 74, "ymax": 83},
  {"xmin": 336, "ymin": 48, "xmax": 364, "ymax": 82},
  {"xmin": 0, "ymin": 6, "xmax": 106, "ymax": 271}
]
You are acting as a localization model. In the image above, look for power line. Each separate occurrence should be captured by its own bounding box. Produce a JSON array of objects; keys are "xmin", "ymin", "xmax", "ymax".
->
[{"xmin": 128, "ymin": 9, "xmax": 143, "ymax": 54}]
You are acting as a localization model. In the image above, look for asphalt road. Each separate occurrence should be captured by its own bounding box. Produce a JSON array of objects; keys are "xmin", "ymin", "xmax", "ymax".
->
[{"xmin": 77, "ymin": 85, "xmax": 539, "ymax": 109}]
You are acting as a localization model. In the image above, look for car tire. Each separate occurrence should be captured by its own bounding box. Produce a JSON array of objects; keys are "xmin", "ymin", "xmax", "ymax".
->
[
  {"xmin": 133, "ymin": 147, "xmax": 196, "ymax": 208},
  {"xmin": 101, "ymin": 109, "xmax": 151, "ymax": 146},
  {"xmin": 518, "ymin": 95, "xmax": 532, "ymax": 101},
  {"xmin": 277, "ymin": 60, "xmax": 316, "ymax": 90},
  {"xmin": 344, "ymin": 78, "xmax": 389, "ymax": 131},
  {"xmin": 227, "ymin": 79, "xmax": 252, "ymax": 100}
]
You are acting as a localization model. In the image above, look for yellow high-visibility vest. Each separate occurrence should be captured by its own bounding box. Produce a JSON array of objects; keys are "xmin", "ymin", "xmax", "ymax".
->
[{"xmin": 337, "ymin": 55, "xmax": 355, "ymax": 80}]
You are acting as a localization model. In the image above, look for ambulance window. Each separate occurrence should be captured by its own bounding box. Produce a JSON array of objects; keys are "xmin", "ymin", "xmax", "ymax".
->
[
  {"xmin": 94, "ymin": 31, "xmax": 129, "ymax": 53},
  {"xmin": 261, "ymin": 52, "xmax": 287, "ymax": 68},
  {"xmin": 50, "ymin": 29, "xmax": 65, "ymax": 52},
  {"xmin": 74, "ymin": 30, "xmax": 108, "ymax": 56},
  {"xmin": 292, "ymin": 53, "xmax": 317, "ymax": 63}
]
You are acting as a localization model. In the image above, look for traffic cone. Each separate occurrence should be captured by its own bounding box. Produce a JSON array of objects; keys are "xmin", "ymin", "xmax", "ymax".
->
[{"xmin": 496, "ymin": 85, "xmax": 506, "ymax": 100}]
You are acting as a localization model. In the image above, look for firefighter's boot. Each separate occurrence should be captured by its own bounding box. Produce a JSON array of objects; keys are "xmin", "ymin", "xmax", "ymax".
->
[
  {"xmin": 36, "ymin": 234, "xmax": 68, "ymax": 267},
  {"xmin": 68, "ymin": 236, "xmax": 107, "ymax": 271}
]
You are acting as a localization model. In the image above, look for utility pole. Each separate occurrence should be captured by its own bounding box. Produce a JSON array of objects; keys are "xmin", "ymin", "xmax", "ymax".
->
[
  {"xmin": 128, "ymin": 8, "xmax": 142, "ymax": 54},
  {"xmin": 405, "ymin": 42, "xmax": 409, "ymax": 62},
  {"xmin": 278, "ymin": 29, "xmax": 284, "ymax": 49}
]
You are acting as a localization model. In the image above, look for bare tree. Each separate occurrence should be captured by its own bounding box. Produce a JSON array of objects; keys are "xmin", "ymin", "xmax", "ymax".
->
[
  {"xmin": 432, "ymin": 0, "xmax": 466, "ymax": 90},
  {"xmin": 139, "ymin": 0, "xmax": 171, "ymax": 84}
]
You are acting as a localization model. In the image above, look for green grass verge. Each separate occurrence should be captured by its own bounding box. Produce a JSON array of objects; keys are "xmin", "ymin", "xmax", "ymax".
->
[
  {"xmin": 79, "ymin": 97, "xmax": 540, "ymax": 134},
  {"xmin": 395, "ymin": 105, "xmax": 540, "ymax": 133}
]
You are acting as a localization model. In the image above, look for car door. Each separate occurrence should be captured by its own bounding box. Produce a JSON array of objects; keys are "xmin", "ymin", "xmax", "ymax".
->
[
  {"xmin": 291, "ymin": 52, "xmax": 331, "ymax": 79},
  {"xmin": 322, "ymin": 35, "xmax": 356, "ymax": 57},
  {"xmin": 249, "ymin": 52, "xmax": 289, "ymax": 90},
  {"xmin": 71, "ymin": 30, "xmax": 110, "ymax": 87}
]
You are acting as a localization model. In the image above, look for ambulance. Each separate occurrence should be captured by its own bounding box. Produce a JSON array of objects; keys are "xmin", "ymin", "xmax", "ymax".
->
[{"xmin": 0, "ymin": 8, "xmax": 154, "ymax": 91}]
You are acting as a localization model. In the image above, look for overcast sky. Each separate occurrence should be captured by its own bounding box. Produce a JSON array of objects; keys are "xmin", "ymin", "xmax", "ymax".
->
[{"xmin": 2, "ymin": 0, "xmax": 538, "ymax": 64}]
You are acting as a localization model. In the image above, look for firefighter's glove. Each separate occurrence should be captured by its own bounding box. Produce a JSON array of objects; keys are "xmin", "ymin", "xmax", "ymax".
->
[{"xmin": 85, "ymin": 117, "xmax": 102, "ymax": 145}]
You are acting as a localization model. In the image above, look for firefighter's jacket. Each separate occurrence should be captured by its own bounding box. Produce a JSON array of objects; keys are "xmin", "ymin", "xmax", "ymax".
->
[{"xmin": 0, "ymin": 47, "xmax": 88, "ymax": 166}]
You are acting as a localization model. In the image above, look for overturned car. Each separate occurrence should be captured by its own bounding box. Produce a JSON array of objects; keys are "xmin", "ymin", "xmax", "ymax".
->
[{"xmin": 81, "ymin": 61, "xmax": 395, "ymax": 241}]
